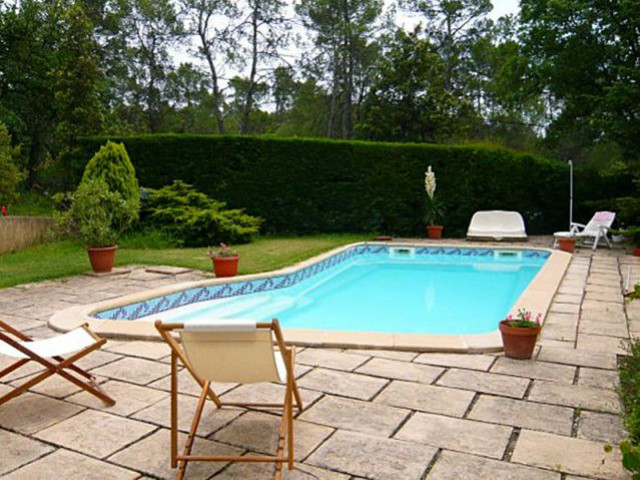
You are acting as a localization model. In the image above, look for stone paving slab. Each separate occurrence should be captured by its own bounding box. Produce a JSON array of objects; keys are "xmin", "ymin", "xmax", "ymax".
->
[
  {"xmin": 374, "ymin": 380, "xmax": 475, "ymax": 417},
  {"xmin": 538, "ymin": 346, "xmax": 617, "ymax": 370},
  {"xmin": 298, "ymin": 395, "xmax": 409, "ymax": 437},
  {"xmin": 579, "ymin": 367, "xmax": 620, "ymax": 389},
  {"xmin": 307, "ymin": 430, "xmax": 437, "ymax": 480},
  {"xmin": 297, "ymin": 368, "xmax": 388, "ymax": 400},
  {"xmin": 395, "ymin": 412, "xmax": 512, "ymax": 459},
  {"xmin": 0, "ymin": 393, "xmax": 84, "ymax": 435},
  {"xmin": 34, "ymin": 410, "xmax": 156, "ymax": 459},
  {"xmin": 355, "ymin": 357, "xmax": 444, "ymax": 384},
  {"xmin": 427, "ymin": 450, "xmax": 561, "ymax": 480},
  {"xmin": 468, "ymin": 395, "xmax": 574, "ymax": 435},
  {"xmin": 90, "ymin": 357, "xmax": 169, "ymax": 385},
  {"xmin": 133, "ymin": 394, "xmax": 243, "ymax": 436},
  {"xmin": 66, "ymin": 380, "xmax": 168, "ymax": 417},
  {"xmin": 296, "ymin": 348, "xmax": 369, "ymax": 371},
  {"xmin": 220, "ymin": 382, "xmax": 322, "ymax": 408},
  {"xmin": 2, "ymin": 449, "xmax": 139, "ymax": 480},
  {"xmin": 211, "ymin": 411, "xmax": 333, "ymax": 461},
  {"xmin": 436, "ymin": 368, "xmax": 529, "ymax": 398},
  {"xmin": 490, "ymin": 357, "xmax": 577, "ymax": 384},
  {"xmin": 345, "ymin": 348, "xmax": 418, "ymax": 362},
  {"xmin": 105, "ymin": 340, "xmax": 171, "ymax": 360},
  {"xmin": 108, "ymin": 429, "xmax": 243, "ymax": 479},
  {"xmin": 576, "ymin": 334, "xmax": 627, "ymax": 355},
  {"xmin": 413, "ymin": 353, "xmax": 495, "ymax": 371},
  {"xmin": 147, "ymin": 367, "xmax": 237, "ymax": 398},
  {"xmin": 579, "ymin": 319, "xmax": 629, "ymax": 338},
  {"xmin": 577, "ymin": 411, "xmax": 628, "ymax": 444},
  {"xmin": 528, "ymin": 381, "xmax": 622, "ymax": 414},
  {"xmin": 0, "ymin": 429, "xmax": 54, "ymax": 476},
  {"xmin": 212, "ymin": 462, "xmax": 350, "ymax": 479},
  {"xmin": 511, "ymin": 429, "xmax": 627, "ymax": 479}
]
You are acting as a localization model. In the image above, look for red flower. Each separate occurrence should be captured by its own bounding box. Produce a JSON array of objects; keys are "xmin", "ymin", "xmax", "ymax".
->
[{"xmin": 1, "ymin": 205, "xmax": 7, "ymax": 216}]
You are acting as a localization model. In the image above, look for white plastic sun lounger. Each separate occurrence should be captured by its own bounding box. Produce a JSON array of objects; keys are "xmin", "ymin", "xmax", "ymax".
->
[
  {"xmin": 467, "ymin": 210, "xmax": 528, "ymax": 241},
  {"xmin": 553, "ymin": 211, "xmax": 616, "ymax": 250}
]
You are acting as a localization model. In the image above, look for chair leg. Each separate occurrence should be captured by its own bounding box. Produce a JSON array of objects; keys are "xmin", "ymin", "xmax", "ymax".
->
[
  {"xmin": 177, "ymin": 381, "xmax": 209, "ymax": 480},
  {"xmin": 287, "ymin": 383, "xmax": 294, "ymax": 470},
  {"xmin": 593, "ymin": 235, "xmax": 600, "ymax": 250}
]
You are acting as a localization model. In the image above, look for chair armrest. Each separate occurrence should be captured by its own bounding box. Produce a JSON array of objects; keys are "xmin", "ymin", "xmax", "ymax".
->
[{"xmin": 570, "ymin": 222, "xmax": 586, "ymax": 229}]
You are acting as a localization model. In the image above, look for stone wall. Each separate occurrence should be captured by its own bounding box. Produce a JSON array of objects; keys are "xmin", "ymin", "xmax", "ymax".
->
[{"xmin": 0, "ymin": 216, "xmax": 55, "ymax": 254}]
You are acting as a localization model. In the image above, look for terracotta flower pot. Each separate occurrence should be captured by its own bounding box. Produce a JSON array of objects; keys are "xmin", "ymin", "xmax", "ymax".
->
[
  {"xmin": 212, "ymin": 256, "xmax": 239, "ymax": 277},
  {"xmin": 87, "ymin": 245, "xmax": 118, "ymax": 273},
  {"xmin": 426, "ymin": 225, "xmax": 443, "ymax": 239},
  {"xmin": 558, "ymin": 237, "xmax": 576, "ymax": 253},
  {"xmin": 499, "ymin": 320, "xmax": 541, "ymax": 360}
]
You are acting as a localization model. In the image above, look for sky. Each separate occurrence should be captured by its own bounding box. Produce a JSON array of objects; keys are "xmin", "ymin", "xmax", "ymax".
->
[{"xmin": 489, "ymin": 0, "xmax": 520, "ymax": 20}]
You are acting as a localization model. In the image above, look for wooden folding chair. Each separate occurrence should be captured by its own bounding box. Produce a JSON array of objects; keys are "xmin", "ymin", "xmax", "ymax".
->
[
  {"xmin": 155, "ymin": 318, "xmax": 304, "ymax": 480},
  {"xmin": 0, "ymin": 321, "xmax": 115, "ymax": 407}
]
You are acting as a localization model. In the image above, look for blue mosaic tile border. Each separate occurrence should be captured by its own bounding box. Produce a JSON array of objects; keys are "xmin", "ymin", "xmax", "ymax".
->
[{"xmin": 93, "ymin": 245, "xmax": 550, "ymax": 321}]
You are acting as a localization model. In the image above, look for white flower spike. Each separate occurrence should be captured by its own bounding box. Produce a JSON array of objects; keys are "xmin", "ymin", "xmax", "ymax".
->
[{"xmin": 425, "ymin": 166, "xmax": 436, "ymax": 199}]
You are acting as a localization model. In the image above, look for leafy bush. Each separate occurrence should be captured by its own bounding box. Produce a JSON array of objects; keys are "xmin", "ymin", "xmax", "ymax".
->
[
  {"xmin": 71, "ymin": 135, "xmax": 635, "ymax": 236},
  {"xmin": 619, "ymin": 337, "xmax": 640, "ymax": 478},
  {"xmin": 81, "ymin": 141, "xmax": 140, "ymax": 214},
  {"xmin": 141, "ymin": 181, "xmax": 262, "ymax": 246},
  {"xmin": 0, "ymin": 122, "xmax": 24, "ymax": 205},
  {"xmin": 55, "ymin": 178, "xmax": 137, "ymax": 247}
]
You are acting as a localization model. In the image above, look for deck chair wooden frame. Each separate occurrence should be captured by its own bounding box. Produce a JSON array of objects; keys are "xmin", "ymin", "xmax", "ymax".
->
[
  {"xmin": 0, "ymin": 321, "xmax": 115, "ymax": 407},
  {"xmin": 155, "ymin": 318, "xmax": 303, "ymax": 480}
]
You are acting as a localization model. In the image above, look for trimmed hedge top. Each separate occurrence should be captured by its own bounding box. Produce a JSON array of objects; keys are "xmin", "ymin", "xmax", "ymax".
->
[{"xmin": 71, "ymin": 135, "xmax": 632, "ymax": 236}]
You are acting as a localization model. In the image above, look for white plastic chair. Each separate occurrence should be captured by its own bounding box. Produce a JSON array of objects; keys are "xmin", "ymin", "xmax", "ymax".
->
[
  {"xmin": 553, "ymin": 211, "xmax": 616, "ymax": 250},
  {"xmin": 467, "ymin": 210, "xmax": 527, "ymax": 241}
]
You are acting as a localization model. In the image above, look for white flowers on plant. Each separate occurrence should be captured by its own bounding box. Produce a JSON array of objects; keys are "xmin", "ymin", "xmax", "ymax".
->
[{"xmin": 425, "ymin": 166, "xmax": 436, "ymax": 199}]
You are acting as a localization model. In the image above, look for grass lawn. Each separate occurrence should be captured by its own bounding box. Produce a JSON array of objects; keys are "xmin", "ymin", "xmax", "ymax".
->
[{"xmin": 0, "ymin": 234, "xmax": 369, "ymax": 289}]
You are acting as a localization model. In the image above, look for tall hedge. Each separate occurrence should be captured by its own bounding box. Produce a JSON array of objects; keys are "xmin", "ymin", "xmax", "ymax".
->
[{"xmin": 71, "ymin": 135, "xmax": 633, "ymax": 236}]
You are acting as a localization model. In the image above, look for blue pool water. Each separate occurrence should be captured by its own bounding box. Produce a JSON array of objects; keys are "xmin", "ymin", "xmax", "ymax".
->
[{"xmin": 162, "ymin": 248, "xmax": 547, "ymax": 335}]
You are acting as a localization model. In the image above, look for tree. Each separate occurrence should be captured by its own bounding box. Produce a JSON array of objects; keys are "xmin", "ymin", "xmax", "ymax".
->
[
  {"xmin": 0, "ymin": 0, "xmax": 104, "ymax": 186},
  {"xmin": 358, "ymin": 29, "xmax": 456, "ymax": 142},
  {"xmin": 179, "ymin": 0, "xmax": 238, "ymax": 134},
  {"xmin": 297, "ymin": 0, "xmax": 384, "ymax": 139},
  {"xmin": 235, "ymin": 0, "xmax": 291, "ymax": 134},
  {"xmin": 519, "ymin": 0, "xmax": 640, "ymax": 164},
  {"xmin": 0, "ymin": 122, "xmax": 24, "ymax": 204},
  {"xmin": 121, "ymin": 0, "xmax": 182, "ymax": 132},
  {"xmin": 165, "ymin": 63, "xmax": 218, "ymax": 133}
]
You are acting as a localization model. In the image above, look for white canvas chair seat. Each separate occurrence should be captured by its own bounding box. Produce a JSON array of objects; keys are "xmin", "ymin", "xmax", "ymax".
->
[
  {"xmin": 155, "ymin": 318, "xmax": 303, "ymax": 480},
  {"xmin": 0, "ymin": 322, "xmax": 115, "ymax": 407},
  {"xmin": 467, "ymin": 210, "xmax": 527, "ymax": 241},
  {"xmin": 554, "ymin": 211, "xmax": 616, "ymax": 250},
  {"xmin": 0, "ymin": 328, "xmax": 96, "ymax": 359}
]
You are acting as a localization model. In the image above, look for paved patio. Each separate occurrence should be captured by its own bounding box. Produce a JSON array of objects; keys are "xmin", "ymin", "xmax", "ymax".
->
[{"xmin": 0, "ymin": 240, "xmax": 637, "ymax": 479}]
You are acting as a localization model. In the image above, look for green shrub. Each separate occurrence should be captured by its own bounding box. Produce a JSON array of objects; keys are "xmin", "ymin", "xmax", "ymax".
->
[
  {"xmin": 0, "ymin": 122, "xmax": 24, "ymax": 205},
  {"xmin": 55, "ymin": 178, "xmax": 137, "ymax": 247},
  {"xmin": 141, "ymin": 181, "xmax": 262, "ymax": 246},
  {"xmin": 71, "ymin": 135, "xmax": 634, "ymax": 236},
  {"xmin": 619, "ymin": 337, "xmax": 640, "ymax": 478},
  {"xmin": 81, "ymin": 141, "xmax": 140, "ymax": 214}
]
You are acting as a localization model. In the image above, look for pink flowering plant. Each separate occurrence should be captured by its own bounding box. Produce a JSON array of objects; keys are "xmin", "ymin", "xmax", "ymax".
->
[
  {"xmin": 206, "ymin": 242, "xmax": 238, "ymax": 258},
  {"xmin": 504, "ymin": 308, "xmax": 542, "ymax": 328}
]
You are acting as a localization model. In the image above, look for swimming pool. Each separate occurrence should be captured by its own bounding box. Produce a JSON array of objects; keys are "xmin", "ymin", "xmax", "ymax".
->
[{"xmin": 50, "ymin": 242, "xmax": 570, "ymax": 351}]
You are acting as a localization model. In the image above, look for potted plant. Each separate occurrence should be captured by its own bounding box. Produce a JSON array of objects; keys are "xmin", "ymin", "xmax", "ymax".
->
[
  {"xmin": 557, "ymin": 235, "xmax": 577, "ymax": 253},
  {"xmin": 55, "ymin": 179, "xmax": 137, "ymax": 273},
  {"xmin": 207, "ymin": 243, "xmax": 239, "ymax": 277},
  {"xmin": 424, "ymin": 166, "xmax": 445, "ymax": 239},
  {"xmin": 499, "ymin": 308, "xmax": 542, "ymax": 359}
]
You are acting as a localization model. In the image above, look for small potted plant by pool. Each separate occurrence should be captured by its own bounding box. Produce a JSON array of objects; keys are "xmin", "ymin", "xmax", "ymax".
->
[
  {"xmin": 557, "ymin": 235, "xmax": 577, "ymax": 253},
  {"xmin": 55, "ymin": 178, "xmax": 137, "ymax": 273},
  {"xmin": 499, "ymin": 308, "xmax": 542, "ymax": 360},
  {"xmin": 424, "ymin": 166, "xmax": 445, "ymax": 239},
  {"xmin": 208, "ymin": 243, "xmax": 239, "ymax": 277}
]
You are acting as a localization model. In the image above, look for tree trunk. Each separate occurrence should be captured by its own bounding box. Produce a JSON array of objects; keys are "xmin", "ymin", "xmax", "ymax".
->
[
  {"xmin": 241, "ymin": 3, "xmax": 260, "ymax": 134},
  {"xmin": 199, "ymin": 32, "xmax": 226, "ymax": 135}
]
